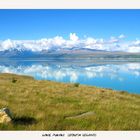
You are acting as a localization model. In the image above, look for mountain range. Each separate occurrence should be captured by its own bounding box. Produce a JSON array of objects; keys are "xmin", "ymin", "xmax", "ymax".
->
[{"xmin": 0, "ymin": 47, "xmax": 140, "ymax": 60}]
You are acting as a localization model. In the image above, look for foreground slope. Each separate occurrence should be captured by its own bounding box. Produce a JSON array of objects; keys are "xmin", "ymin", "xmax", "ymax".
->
[{"xmin": 0, "ymin": 73, "xmax": 140, "ymax": 130}]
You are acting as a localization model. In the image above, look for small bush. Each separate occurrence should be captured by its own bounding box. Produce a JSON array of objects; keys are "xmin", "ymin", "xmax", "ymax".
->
[
  {"xmin": 120, "ymin": 90, "xmax": 128, "ymax": 94},
  {"xmin": 12, "ymin": 78, "xmax": 17, "ymax": 83},
  {"xmin": 74, "ymin": 82, "xmax": 80, "ymax": 87}
]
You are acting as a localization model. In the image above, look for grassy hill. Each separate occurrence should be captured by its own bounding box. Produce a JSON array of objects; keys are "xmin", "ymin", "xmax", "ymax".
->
[{"xmin": 0, "ymin": 73, "xmax": 140, "ymax": 130}]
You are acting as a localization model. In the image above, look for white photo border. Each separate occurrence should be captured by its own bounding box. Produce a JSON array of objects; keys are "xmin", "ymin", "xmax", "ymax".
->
[
  {"xmin": 0, "ymin": 0, "xmax": 140, "ymax": 140},
  {"xmin": 0, "ymin": 0, "xmax": 140, "ymax": 9}
]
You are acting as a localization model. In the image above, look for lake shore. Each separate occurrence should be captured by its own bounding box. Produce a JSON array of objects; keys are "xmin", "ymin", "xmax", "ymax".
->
[{"xmin": 0, "ymin": 73, "xmax": 140, "ymax": 130}]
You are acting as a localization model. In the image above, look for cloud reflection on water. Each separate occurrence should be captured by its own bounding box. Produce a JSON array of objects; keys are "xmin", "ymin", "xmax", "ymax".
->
[{"xmin": 0, "ymin": 62, "xmax": 140, "ymax": 83}]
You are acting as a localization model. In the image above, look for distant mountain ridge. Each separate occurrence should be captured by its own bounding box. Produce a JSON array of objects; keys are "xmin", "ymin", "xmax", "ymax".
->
[
  {"xmin": 0, "ymin": 47, "xmax": 140, "ymax": 59},
  {"xmin": 0, "ymin": 46, "xmax": 105, "ymax": 58}
]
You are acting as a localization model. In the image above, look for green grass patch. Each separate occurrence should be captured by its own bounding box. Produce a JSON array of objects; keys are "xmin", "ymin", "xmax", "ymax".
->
[{"xmin": 0, "ymin": 73, "xmax": 140, "ymax": 130}]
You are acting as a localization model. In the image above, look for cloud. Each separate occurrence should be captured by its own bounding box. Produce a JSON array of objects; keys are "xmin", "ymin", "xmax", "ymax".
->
[
  {"xmin": 0, "ymin": 33, "xmax": 140, "ymax": 53},
  {"xmin": 126, "ymin": 39, "xmax": 140, "ymax": 52},
  {"xmin": 118, "ymin": 34, "xmax": 125, "ymax": 39},
  {"xmin": 109, "ymin": 36, "xmax": 119, "ymax": 43},
  {"xmin": 1, "ymin": 39, "xmax": 14, "ymax": 51},
  {"xmin": 131, "ymin": 40, "xmax": 140, "ymax": 46},
  {"xmin": 69, "ymin": 33, "xmax": 79, "ymax": 42},
  {"xmin": 127, "ymin": 46, "xmax": 140, "ymax": 53}
]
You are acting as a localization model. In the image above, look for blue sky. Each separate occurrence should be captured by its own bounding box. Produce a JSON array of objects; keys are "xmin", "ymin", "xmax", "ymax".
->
[{"xmin": 0, "ymin": 10, "xmax": 140, "ymax": 40}]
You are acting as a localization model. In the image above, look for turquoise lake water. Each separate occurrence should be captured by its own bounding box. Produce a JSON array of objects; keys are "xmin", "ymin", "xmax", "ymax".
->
[{"xmin": 0, "ymin": 60, "xmax": 140, "ymax": 94}]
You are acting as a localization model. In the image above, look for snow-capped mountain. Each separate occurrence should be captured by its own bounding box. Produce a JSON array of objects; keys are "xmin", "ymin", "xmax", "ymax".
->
[{"xmin": 0, "ymin": 33, "xmax": 140, "ymax": 58}]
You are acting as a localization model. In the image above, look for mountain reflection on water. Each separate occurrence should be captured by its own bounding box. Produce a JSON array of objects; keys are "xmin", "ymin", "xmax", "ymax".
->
[{"xmin": 0, "ymin": 60, "xmax": 140, "ymax": 94}]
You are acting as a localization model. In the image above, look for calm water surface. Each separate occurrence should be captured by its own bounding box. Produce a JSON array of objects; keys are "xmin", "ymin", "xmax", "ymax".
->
[{"xmin": 0, "ymin": 60, "xmax": 140, "ymax": 94}]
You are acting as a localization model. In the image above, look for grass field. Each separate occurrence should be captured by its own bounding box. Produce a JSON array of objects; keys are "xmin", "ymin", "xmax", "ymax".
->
[{"xmin": 0, "ymin": 73, "xmax": 140, "ymax": 130}]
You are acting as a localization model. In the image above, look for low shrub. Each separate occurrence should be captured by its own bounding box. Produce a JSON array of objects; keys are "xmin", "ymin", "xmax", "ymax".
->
[
  {"xmin": 12, "ymin": 78, "xmax": 17, "ymax": 83},
  {"xmin": 74, "ymin": 82, "xmax": 80, "ymax": 87}
]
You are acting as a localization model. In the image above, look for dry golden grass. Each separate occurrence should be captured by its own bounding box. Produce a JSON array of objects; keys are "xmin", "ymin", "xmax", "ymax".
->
[{"xmin": 0, "ymin": 73, "xmax": 140, "ymax": 130}]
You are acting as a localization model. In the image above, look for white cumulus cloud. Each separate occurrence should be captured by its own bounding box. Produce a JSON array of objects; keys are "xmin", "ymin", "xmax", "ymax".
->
[
  {"xmin": 0, "ymin": 33, "xmax": 140, "ymax": 53},
  {"xmin": 70, "ymin": 33, "xmax": 79, "ymax": 42}
]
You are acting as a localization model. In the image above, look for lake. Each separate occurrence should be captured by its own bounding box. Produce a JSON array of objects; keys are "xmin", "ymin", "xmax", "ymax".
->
[{"xmin": 0, "ymin": 59, "xmax": 140, "ymax": 94}]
